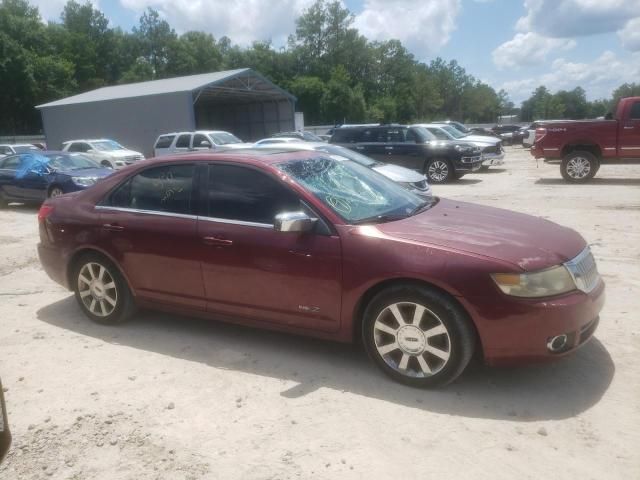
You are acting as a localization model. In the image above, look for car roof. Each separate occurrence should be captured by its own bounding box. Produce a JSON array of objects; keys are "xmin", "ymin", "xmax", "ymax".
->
[
  {"xmin": 62, "ymin": 139, "xmax": 113, "ymax": 144},
  {"xmin": 152, "ymin": 149, "xmax": 323, "ymax": 166},
  {"xmin": 157, "ymin": 130, "xmax": 231, "ymax": 137},
  {"xmin": 0, "ymin": 143, "xmax": 37, "ymax": 147}
]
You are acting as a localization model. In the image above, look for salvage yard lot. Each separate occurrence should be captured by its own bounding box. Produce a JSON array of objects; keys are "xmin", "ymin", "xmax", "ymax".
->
[{"xmin": 0, "ymin": 146, "xmax": 639, "ymax": 479}]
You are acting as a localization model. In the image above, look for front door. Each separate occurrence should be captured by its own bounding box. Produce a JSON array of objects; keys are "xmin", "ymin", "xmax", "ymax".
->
[
  {"xmin": 198, "ymin": 163, "xmax": 343, "ymax": 332},
  {"xmin": 97, "ymin": 163, "xmax": 206, "ymax": 310},
  {"xmin": 620, "ymin": 100, "xmax": 640, "ymax": 158},
  {"xmin": 354, "ymin": 128, "xmax": 387, "ymax": 161}
]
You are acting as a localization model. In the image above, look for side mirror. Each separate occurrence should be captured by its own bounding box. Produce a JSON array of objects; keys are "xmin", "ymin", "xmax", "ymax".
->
[
  {"xmin": 0, "ymin": 379, "xmax": 11, "ymax": 464},
  {"xmin": 274, "ymin": 211, "xmax": 317, "ymax": 233},
  {"xmin": 86, "ymin": 149, "xmax": 95, "ymax": 153},
  {"xmin": 199, "ymin": 141, "xmax": 212, "ymax": 148}
]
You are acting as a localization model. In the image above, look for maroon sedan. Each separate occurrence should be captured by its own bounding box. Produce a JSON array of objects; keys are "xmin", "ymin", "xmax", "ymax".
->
[{"xmin": 37, "ymin": 151, "xmax": 605, "ymax": 387}]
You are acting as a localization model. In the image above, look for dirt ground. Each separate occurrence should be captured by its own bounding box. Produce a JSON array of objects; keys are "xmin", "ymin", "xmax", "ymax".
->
[{"xmin": 0, "ymin": 146, "xmax": 639, "ymax": 480}]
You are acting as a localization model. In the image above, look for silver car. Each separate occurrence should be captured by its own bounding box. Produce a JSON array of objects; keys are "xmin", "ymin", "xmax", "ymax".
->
[
  {"xmin": 253, "ymin": 141, "xmax": 432, "ymax": 197},
  {"xmin": 414, "ymin": 123, "xmax": 505, "ymax": 169}
]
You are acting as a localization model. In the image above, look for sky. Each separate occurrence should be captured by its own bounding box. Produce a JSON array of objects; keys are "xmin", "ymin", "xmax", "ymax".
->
[{"xmin": 31, "ymin": 0, "xmax": 640, "ymax": 104}]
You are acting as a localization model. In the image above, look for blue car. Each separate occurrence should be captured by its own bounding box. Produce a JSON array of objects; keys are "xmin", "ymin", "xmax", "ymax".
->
[{"xmin": 0, "ymin": 151, "xmax": 113, "ymax": 206}]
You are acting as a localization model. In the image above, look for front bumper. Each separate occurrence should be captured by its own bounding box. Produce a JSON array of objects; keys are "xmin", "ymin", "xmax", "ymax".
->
[
  {"xmin": 481, "ymin": 152, "xmax": 505, "ymax": 166},
  {"xmin": 456, "ymin": 156, "xmax": 483, "ymax": 173},
  {"xmin": 460, "ymin": 280, "xmax": 605, "ymax": 366}
]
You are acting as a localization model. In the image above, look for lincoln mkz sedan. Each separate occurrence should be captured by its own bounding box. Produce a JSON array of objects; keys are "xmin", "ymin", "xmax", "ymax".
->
[{"xmin": 37, "ymin": 150, "xmax": 605, "ymax": 387}]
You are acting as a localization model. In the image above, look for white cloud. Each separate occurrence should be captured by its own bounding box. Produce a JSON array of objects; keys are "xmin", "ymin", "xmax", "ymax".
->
[
  {"xmin": 492, "ymin": 32, "xmax": 575, "ymax": 69},
  {"xmin": 516, "ymin": 0, "xmax": 640, "ymax": 38},
  {"xmin": 619, "ymin": 18, "xmax": 640, "ymax": 52},
  {"xmin": 353, "ymin": 0, "xmax": 461, "ymax": 57},
  {"xmin": 119, "ymin": 0, "xmax": 314, "ymax": 45},
  {"xmin": 31, "ymin": 0, "xmax": 100, "ymax": 22},
  {"xmin": 498, "ymin": 51, "xmax": 640, "ymax": 102}
]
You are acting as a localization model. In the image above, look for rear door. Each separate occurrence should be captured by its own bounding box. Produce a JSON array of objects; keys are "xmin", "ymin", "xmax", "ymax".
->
[
  {"xmin": 97, "ymin": 163, "xmax": 205, "ymax": 310},
  {"xmin": 173, "ymin": 134, "xmax": 192, "ymax": 155},
  {"xmin": 356, "ymin": 128, "xmax": 387, "ymax": 160},
  {"xmin": 0, "ymin": 155, "xmax": 23, "ymax": 199},
  {"xmin": 154, "ymin": 135, "xmax": 175, "ymax": 157},
  {"xmin": 620, "ymin": 100, "xmax": 640, "ymax": 158},
  {"xmin": 384, "ymin": 127, "xmax": 425, "ymax": 171}
]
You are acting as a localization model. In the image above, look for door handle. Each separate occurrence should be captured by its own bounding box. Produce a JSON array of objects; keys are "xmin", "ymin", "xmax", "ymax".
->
[
  {"xmin": 355, "ymin": 146, "xmax": 364, "ymax": 150},
  {"xmin": 288, "ymin": 249, "xmax": 312, "ymax": 258},
  {"xmin": 385, "ymin": 146, "xmax": 394, "ymax": 150},
  {"xmin": 102, "ymin": 223, "xmax": 124, "ymax": 232},
  {"xmin": 202, "ymin": 236, "xmax": 233, "ymax": 246},
  {"xmin": 623, "ymin": 126, "xmax": 634, "ymax": 130}
]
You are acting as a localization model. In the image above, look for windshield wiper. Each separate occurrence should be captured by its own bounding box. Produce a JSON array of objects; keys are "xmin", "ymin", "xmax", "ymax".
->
[
  {"xmin": 352, "ymin": 213, "xmax": 411, "ymax": 225},
  {"xmin": 410, "ymin": 198, "xmax": 437, "ymax": 216}
]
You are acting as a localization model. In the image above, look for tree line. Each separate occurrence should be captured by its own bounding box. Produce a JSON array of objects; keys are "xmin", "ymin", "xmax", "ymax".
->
[{"xmin": 1, "ymin": 0, "xmax": 638, "ymax": 135}]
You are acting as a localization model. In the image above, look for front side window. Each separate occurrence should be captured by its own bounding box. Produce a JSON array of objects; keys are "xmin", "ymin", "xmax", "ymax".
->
[
  {"xmin": 0, "ymin": 155, "xmax": 22, "ymax": 170},
  {"xmin": 109, "ymin": 164, "xmax": 195, "ymax": 215},
  {"xmin": 441, "ymin": 126, "xmax": 465, "ymax": 139},
  {"xmin": 67, "ymin": 143, "xmax": 88, "ymax": 153},
  {"xmin": 0, "ymin": 146, "xmax": 13, "ymax": 155},
  {"xmin": 175, "ymin": 134, "xmax": 191, "ymax": 149},
  {"xmin": 207, "ymin": 164, "xmax": 300, "ymax": 224},
  {"xmin": 630, "ymin": 102, "xmax": 640, "ymax": 120},
  {"xmin": 428, "ymin": 128, "xmax": 449, "ymax": 140},
  {"xmin": 91, "ymin": 140, "xmax": 124, "ymax": 151},
  {"xmin": 209, "ymin": 132, "xmax": 242, "ymax": 145},
  {"xmin": 192, "ymin": 134, "xmax": 211, "ymax": 148},
  {"xmin": 277, "ymin": 156, "xmax": 424, "ymax": 224},
  {"xmin": 48, "ymin": 153, "xmax": 99, "ymax": 170}
]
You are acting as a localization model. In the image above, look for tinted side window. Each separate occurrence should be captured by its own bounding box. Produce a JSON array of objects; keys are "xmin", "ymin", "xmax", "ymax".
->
[
  {"xmin": 0, "ymin": 155, "xmax": 21, "ymax": 170},
  {"xmin": 429, "ymin": 128, "xmax": 448, "ymax": 140},
  {"xmin": 67, "ymin": 143, "xmax": 84, "ymax": 152},
  {"xmin": 361, "ymin": 129, "xmax": 386, "ymax": 143},
  {"xmin": 175, "ymin": 134, "xmax": 191, "ymax": 148},
  {"xmin": 0, "ymin": 146, "xmax": 12, "ymax": 155},
  {"xmin": 155, "ymin": 135, "xmax": 175, "ymax": 149},
  {"xmin": 109, "ymin": 165, "xmax": 195, "ymax": 214},
  {"xmin": 630, "ymin": 102, "xmax": 640, "ymax": 120},
  {"xmin": 331, "ymin": 129, "xmax": 359, "ymax": 143},
  {"xmin": 207, "ymin": 165, "xmax": 300, "ymax": 224},
  {"xmin": 386, "ymin": 128, "xmax": 406, "ymax": 143},
  {"xmin": 192, "ymin": 134, "xmax": 210, "ymax": 148}
]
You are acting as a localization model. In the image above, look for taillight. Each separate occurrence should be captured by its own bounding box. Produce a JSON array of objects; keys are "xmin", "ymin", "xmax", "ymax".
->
[
  {"xmin": 534, "ymin": 127, "xmax": 547, "ymax": 143},
  {"xmin": 38, "ymin": 204, "xmax": 54, "ymax": 222}
]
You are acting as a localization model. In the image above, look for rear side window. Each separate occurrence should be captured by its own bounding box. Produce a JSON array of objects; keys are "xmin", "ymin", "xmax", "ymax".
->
[
  {"xmin": 207, "ymin": 164, "xmax": 300, "ymax": 224},
  {"xmin": 175, "ymin": 134, "xmax": 191, "ymax": 148},
  {"xmin": 155, "ymin": 135, "xmax": 175, "ymax": 149},
  {"xmin": 108, "ymin": 164, "xmax": 195, "ymax": 215},
  {"xmin": 331, "ymin": 129, "xmax": 359, "ymax": 143},
  {"xmin": 630, "ymin": 102, "xmax": 640, "ymax": 120},
  {"xmin": 0, "ymin": 146, "xmax": 12, "ymax": 155}
]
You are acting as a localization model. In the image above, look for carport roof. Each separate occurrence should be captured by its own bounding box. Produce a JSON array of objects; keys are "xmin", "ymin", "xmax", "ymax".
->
[{"xmin": 36, "ymin": 68, "xmax": 295, "ymax": 108}]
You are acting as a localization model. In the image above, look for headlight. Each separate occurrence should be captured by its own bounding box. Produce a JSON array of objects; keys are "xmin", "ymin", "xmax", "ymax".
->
[
  {"xmin": 72, "ymin": 176, "xmax": 98, "ymax": 187},
  {"xmin": 491, "ymin": 265, "xmax": 575, "ymax": 298},
  {"xmin": 454, "ymin": 145, "xmax": 472, "ymax": 152}
]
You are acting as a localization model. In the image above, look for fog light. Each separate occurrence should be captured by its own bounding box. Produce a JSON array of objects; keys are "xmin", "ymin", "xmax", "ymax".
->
[{"xmin": 546, "ymin": 334, "xmax": 568, "ymax": 353}]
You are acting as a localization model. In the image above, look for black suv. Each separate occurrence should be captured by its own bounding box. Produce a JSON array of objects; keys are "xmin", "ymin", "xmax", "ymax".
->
[{"xmin": 329, "ymin": 125, "xmax": 482, "ymax": 183}]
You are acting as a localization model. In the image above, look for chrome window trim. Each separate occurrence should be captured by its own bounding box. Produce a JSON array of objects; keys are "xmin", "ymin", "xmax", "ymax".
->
[
  {"xmin": 197, "ymin": 215, "xmax": 273, "ymax": 229},
  {"xmin": 95, "ymin": 205, "xmax": 198, "ymax": 220}
]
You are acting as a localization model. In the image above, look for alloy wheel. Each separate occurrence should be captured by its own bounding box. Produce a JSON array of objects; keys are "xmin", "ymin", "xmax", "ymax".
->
[
  {"xmin": 428, "ymin": 161, "xmax": 449, "ymax": 183},
  {"xmin": 373, "ymin": 302, "xmax": 451, "ymax": 378},
  {"xmin": 49, "ymin": 187, "xmax": 64, "ymax": 198},
  {"xmin": 77, "ymin": 262, "xmax": 118, "ymax": 317},
  {"xmin": 566, "ymin": 157, "xmax": 591, "ymax": 179}
]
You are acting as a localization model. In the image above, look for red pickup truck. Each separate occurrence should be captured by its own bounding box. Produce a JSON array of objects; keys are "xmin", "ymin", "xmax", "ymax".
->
[{"xmin": 531, "ymin": 96, "xmax": 640, "ymax": 182}]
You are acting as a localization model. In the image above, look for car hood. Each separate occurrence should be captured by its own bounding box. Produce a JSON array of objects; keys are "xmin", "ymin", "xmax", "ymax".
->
[
  {"xmin": 107, "ymin": 149, "xmax": 143, "ymax": 158},
  {"xmin": 376, "ymin": 198, "xmax": 586, "ymax": 271},
  {"xmin": 217, "ymin": 143, "xmax": 255, "ymax": 149},
  {"xmin": 57, "ymin": 167, "xmax": 114, "ymax": 178},
  {"xmin": 373, "ymin": 163, "xmax": 425, "ymax": 182}
]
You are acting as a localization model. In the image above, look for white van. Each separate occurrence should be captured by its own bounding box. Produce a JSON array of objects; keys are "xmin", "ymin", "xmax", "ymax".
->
[{"xmin": 153, "ymin": 131, "xmax": 253, "ymax": 157}]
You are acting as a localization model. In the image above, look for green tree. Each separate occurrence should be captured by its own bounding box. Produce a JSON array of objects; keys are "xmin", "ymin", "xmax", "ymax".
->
[
  {"xmin": 133, "ymin": 8, "xmax": 176, "ymax": 78},
  {"xmin": 320, "ymin": 66, "xmax": 365, "ymax": 123},
  {"xmin": 288, "ymin": 76, "xmax": 326, "ymax": 124}
]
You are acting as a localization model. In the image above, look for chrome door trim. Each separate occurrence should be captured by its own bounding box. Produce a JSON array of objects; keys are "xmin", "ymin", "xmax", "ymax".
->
[
  {"xmin": 95, "ymin": 205, "xmax": 198, "ymax": 221},
  {"xmin": 197, "ymin": 215, "xmax": 273, "ymax": 229}
]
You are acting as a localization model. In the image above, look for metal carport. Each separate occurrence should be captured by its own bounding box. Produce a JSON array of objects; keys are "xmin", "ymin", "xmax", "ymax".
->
[{"xmin": 36, "ymin": 68, "xmax": 296, "ymax": 157}]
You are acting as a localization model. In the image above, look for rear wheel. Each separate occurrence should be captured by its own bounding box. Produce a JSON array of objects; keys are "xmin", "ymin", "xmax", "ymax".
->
[
  {"xmin": 425, "ymin": 159, "xmax": 453, "ymax": 184},
  {"xmin": 48, "ymin": 186, "xmax": 64, "ymax": 198},
  {"xmin": 362, "ymin": 284, "xmax": 475, "ymax": 387},
  {"xmin": 561, "ymin": 151, "xmax": 598, "ymax": 183},
  {"xmin": 72, "ymin": 253, "xmax": 135, "ymax": 325}
]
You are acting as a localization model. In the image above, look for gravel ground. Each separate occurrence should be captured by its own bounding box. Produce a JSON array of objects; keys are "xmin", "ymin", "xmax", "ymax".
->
[{"xmin": 0, "ymin": 146, "xmax": 639, "ymax": 479}]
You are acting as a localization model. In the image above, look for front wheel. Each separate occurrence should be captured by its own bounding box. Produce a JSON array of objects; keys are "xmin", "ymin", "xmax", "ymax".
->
[
  {"xmin": 561, "ymin": 151, "xmax": 598, "ymax": 183},
  {"xmin": 48, "ymin": 186, "xmax": 64, "ymax": 198},
  {"xmin": 101, "ymin": 160, "xmax": 113, "ymax": 169},
  {"xmin": 362, "ymin": 284, "xmax": 475, "ymax": 387},
  {"xmin": 72, "ymin": 254, "xmax": 135, "ymax": 325},
  {"xmin": 425, "ymin": 159, "xmax": 453, "ymax": 184}
]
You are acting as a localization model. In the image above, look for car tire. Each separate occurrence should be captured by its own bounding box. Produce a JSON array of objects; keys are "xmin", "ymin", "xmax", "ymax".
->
[
  {"xmin": 362, "ymin": 284, "xmax": 476, "ymax": 388},
  {"xmin": 101, "ymin": 160, "xmax": 113, "ymax": 169},
  {"xmin": 48, "ymin": 186, "xmax": 64, "ymax": 198},
  {"xmin": 425, "ymin": 159, "xmax": 453, "ymax": 184},
  {"xmin": 0, "ymin": 193, "xmax": 6, "ymax": 208},
  {"xmin": 561, "ymin": 151, "xmax": 598, "ymax": 183},
  {"xmin": 72, "ymin": 253, "xmax": 135, "ymax": 325}
]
